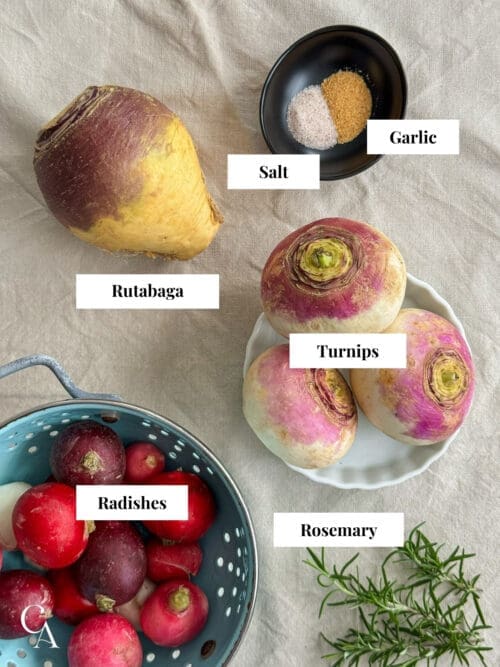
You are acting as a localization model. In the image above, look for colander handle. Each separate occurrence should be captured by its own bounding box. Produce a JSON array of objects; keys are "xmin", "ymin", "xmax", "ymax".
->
[{"xmin": 0, "ymin": 354, "xmax": 122, "ymax": 401}]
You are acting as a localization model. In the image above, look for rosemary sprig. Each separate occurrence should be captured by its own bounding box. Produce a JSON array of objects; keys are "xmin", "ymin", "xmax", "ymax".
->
[{"xmin": 304, "ymin": 525, "xmax": 491, "ymax": 666}]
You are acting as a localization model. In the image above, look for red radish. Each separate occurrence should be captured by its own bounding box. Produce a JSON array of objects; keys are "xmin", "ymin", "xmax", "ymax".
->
[
  {"xmin": 146, "ymin": 538, "xmax": 203, "ymax": 582},
  {"xmin": 13, "ymin": 482, "xmax": 90, "ymax": 568},
  {"xmin": 68, "ymin": 613, "xmax": 142, "ymax": 667},
  {"xmin": 116, "ymin": 577, "xmax": 156, "ymax": 631},
  {"xmin": 124, "ymin": 441, "xmax": 165, "ymax": 483},
  {"xmin": 140, "ymin": 579, "xmax": 209, "ymax": 647},
  {"xmin": 261, "ymin": 218, "xmax": 406, "ymax": 336},
  {"xmin": 0, "ymin": 481, "xmax": 31, "ymax": 550},
  {"xmin": 144, "ymin": 471, "xmax": 216, "ymax": 542},
  {"xmin": 50, "ymin": 420, "xmax": 125, "ymax": 485},
  {"xmin": 0, "ymin": 569, "xmax": 54, "ymax": 639},
  {"xmin": 48, "ymin": 567, "xmax": 97, "ymax": 625},
  {"xmin": 75, "ymin": 521, "xmax": 146, "ymax": 610},
  {"xmin": 350, "ymin": 309, "xmax": 475, "ymax": 445}
]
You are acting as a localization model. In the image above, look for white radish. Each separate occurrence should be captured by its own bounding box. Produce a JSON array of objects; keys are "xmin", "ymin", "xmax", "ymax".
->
[
  {"xmin": 0, "ymin": 482, "xmax": 31, "ymax": 550},
  {"xmin": 116, "ymin": 577, "xmax": 156, "ymax": 631}
]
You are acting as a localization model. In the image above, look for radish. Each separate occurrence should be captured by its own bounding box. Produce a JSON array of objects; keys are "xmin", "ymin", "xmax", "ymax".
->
[
  {"xmin": 146, "ymin": 539, "xmax": 203, "ymax": 582},
  {"xmin": 124, "ymin": 441, "xmax": 165, "ymax": 483},
  {"xmin": 0, "ymin": 569, "xmax": 54, "ymax": 639},
  {"xmin": 75, "ymin": 521, "xmax": 146, "ymax": 610},
  {"xmin": 67, "ymin": 613, "xmax": 142, "ymax": 667},
  {"xmin": 116, "ymin": 577, "xmax": 156, "ymax": 631},
  {"xmin": 140, "ymin": 579, "xmax": 209, "ymax": 647},
  {"xmin": 350, "ymin": 309, "xmax": 475, "ymax": 444},
  {"xmin": 13, "ymin": 482, "xmax": 91, "ymax": 568},
  {"xmin": 144, "ymin": 471, "xmax": 216, "ymax": 542},
  {"xmin": 0, "ymin": 481, "xmax": 31, "ymax": 550},
  {"xmin": 261, "ymin": 218, "xmax": 406, "ymax": 336},
  {"xmin": 243, "ymin": 344, "xmax": 358, "ymax": 468},
  {"xmin": 48, "ymin": 567, "xmax": 97, "ymax": 625},
  {"xmin": 50, "ymin": 420, "xmax": 125, "ymax": 485}
]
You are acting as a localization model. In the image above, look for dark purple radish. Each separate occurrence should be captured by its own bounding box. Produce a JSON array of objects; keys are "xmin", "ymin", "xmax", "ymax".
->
[
  {"xmin": 0, "ymin": 570, "xmax": 54, "ymax": 639},
  {"xmin": 75, "ymin": 521, "xmax": 146, "ymax": 611},
  {"xmin": 68, "ymin": 613, "xmax": 142, "ymax": 667},
  {"xmin": 50, "ymin": 420, "xmax": 125, "ymax": 485}
]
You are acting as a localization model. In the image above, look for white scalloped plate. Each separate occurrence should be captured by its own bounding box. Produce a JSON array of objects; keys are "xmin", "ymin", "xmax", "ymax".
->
[{"xmin": 243, "ymin": 274, "xmax": 470, "ymax": 489}]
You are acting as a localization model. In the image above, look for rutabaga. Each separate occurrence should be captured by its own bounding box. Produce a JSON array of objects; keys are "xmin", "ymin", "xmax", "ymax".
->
[
  {"xmin": 261, "ymin": 218, "xmax": 406, "ymax": 336},
  {"xmin": 350, "ymin": 309, "xmax": 475, "ymax": 445},
  {"xmin": 243, "ymin": 344, "xmax": 357, "ymax": 469}
]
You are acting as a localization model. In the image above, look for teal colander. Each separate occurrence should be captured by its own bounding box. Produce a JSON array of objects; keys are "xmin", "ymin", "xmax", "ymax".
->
[{"xmin": 0, "ymin": 355, "xmax": 257, "ymax": 667}]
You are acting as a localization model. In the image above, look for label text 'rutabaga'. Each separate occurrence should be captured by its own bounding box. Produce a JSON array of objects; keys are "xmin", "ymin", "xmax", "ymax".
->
[{"xmin": 112, "ymin": 284, "xmax": 183, "ymax": 300}]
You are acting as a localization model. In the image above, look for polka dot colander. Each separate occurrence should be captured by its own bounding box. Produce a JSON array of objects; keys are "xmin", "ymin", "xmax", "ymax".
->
[{"xmin": 0, "ymin": 356, "xmax": 257, "ymax": 667}]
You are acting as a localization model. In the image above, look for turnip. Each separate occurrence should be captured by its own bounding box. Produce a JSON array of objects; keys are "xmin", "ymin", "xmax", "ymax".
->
[
  {"xmin": 50, "ymin": 420, "xmax": 125, "ymax": 485},
  {"xmin": 243, "ymin": 344, "xmax": 358, "ymax": 468},
  {"xmin": 34, "ymin": 85, "xmax": 223, "ymax": 260},
  {"xmin": 116, "ymin": 577, "xmax": 156, "ymax": 631},
  {"xmin": 146, "ymin": 538, "xmax": 203, "ymax": 582},
  {"xmin": 261, "ymin": 218, "xmax": 406, "ymax": 336},
  {"xmin": 144, "ymin": 471, "xmax": 216, "ymax": 542},
  {"xmin": 124, "ymin": 441, "xmax": 165, "ymax": 483},
  {"xmin": 140, "ymin": 579, "xmax": 209, "ymax": 647},
  {"xmin": 48, "ymin": 567, "xmax": 97, "ymax": 625},
  {"xmin": 13, "ymin": 482, "xmax": 91, "ymax": 568},
  {"xmin": 75, "ymin": 521, "xmax": 146, "ymax": 610},
  {"xmin": 0, "ymin": 570, "xmax": 54, "ymax": 639},
  {"xmin": 350, "ymin": 309, "xmax": 475, "ymax": 445},
  {"xmin": 0, "ymin": 481, "xmax": 31, "ymax": 550},
  {"xmin": 67, "ymin": 613, "xmax": 142, "ymax": 667}
]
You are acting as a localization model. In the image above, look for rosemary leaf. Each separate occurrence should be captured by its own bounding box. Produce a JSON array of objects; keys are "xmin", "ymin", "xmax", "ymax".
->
[{"xmin": 305, "ymin": 525, "xmax": 491, "ymax": 666}]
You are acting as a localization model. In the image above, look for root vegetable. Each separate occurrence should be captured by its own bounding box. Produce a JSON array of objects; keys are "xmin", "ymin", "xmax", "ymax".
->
[
  {"xmin": 146, "ymin": 539, "xmax": 203, "ymax": 582},
  {"xmin": 50, "ymin": 420, "xmax": 125, "ymax": 485},
  {"xmin": 350, "ymin": 309, "xmax": 475, "ymax": 445},
  {"xmin": 144, "ymin": 471, "xmax": 216, "ymax": 542},
  {"xmin": 116, "ymin": 578, "xmax": 156, "ymax": 631},
  {"xmin": 75, "ymin": 521, "xmax": 146, "ymax": 610},
  {"xmin": 140, "ymin": 579, "xmax": 209, "ymax": 647},
  {"xmin": 0, "ymin": 481, "xmax": 31, "ymax": 550},
  {"xmin": 13, "ymin": 482, "xmax": 90, "ymax": 568},
  {"xmin": 0, "ymin": 570, "xmax": 54, "ymax": 639},
  {"xmin": 34, "ymin": 85, "xmax": 223, "ymax": 260},
  {"xmin": 243, "ymin": 344, "xmax": 357, "ymax": 468},
  {"xmin": 124, "ymin": 441, "xmax": 165, "ymax": 483},
  {"xmin": 261, "ymin": 218, "xmax": 406, "ymax": 336},
  {"xmin": 68, "ymin": 613, "xmax": 142, "ymax": 667},
  {"xmin": 48, "ymin": 567, "xmax": 97, "ymax": 625}
]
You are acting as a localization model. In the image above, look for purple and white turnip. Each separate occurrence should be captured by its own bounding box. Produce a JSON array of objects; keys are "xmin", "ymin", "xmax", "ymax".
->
[
  {"xmin": 350, "ymin": 309, "xmax": 475, "ymax": 445},
  {"xmin": 261, "ymin": 218, "xmax": 406, "ymax": 336},
  {"xmin": 243, "ymin": 344, "xmax": 358, "ymax": 468}
]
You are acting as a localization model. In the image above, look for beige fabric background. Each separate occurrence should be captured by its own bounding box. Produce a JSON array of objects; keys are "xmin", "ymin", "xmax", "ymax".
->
[{"xmin": 0, "ymin": 1, "xmax": 498, "ymax": 665}]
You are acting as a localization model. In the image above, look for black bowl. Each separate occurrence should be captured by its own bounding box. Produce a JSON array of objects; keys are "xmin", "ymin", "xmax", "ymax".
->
[{"xmin": 259, "ymin": 25, "xmax": 407, "ymax": 180}]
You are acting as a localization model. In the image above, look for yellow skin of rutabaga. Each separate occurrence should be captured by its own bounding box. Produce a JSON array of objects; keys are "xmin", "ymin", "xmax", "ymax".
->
[{"xmin": 70, "ymin": 117, "xmax": 221, "ymax": 260}]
